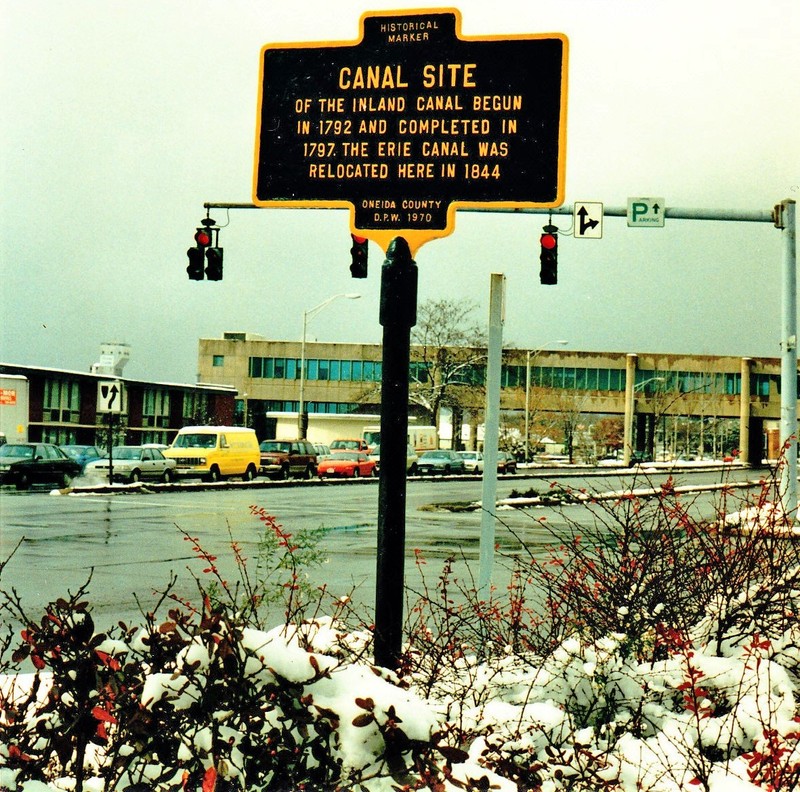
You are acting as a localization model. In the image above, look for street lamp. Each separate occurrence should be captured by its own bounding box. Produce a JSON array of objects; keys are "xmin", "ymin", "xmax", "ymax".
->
[
  {"xmin": 298, "ymin": 293, "xmax": 361, "ymax": 438},
  {"xmin": 524, "ymin": 341, "xmax": 568, "ymax": 463}
]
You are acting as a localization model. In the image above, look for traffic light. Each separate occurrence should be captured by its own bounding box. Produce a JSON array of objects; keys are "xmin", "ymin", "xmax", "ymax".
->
[
  {"xmin": 350, "ymin": 234, "xmax": 368, "ymax": 278},
  {"xmin": 194, "ymin": 227, "xmax": 212, "ymax": 248},
  {"xmin": 205, "ymin": 247, "xmax": 224, "ymax": 281},
  {"xmin": 186, "ymin": 217, "xmax": 219, "ymax": 281},
  {"xmin": 539, "ymin": 225, "xmax": 558, "ymax": 285},
  {"xmin": 186, "ymin": 246, "xmax": 205, "ymax": 280}
]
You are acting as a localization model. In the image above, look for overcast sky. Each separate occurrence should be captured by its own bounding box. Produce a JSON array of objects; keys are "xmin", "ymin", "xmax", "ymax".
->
[{"xmin": 2, "ymin": 0, "xmax": 798, "ymax": 384}]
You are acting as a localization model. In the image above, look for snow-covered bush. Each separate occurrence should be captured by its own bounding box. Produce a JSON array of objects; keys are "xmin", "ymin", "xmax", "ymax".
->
[{"xmin": 0, "ymin": 476, "xmax": 798, "ymax": 791}]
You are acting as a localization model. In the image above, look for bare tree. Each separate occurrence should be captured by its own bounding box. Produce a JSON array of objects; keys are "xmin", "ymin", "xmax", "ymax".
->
[{"xmin": 410, "ymin": 299, "xmax": 487, "ymax": 442}]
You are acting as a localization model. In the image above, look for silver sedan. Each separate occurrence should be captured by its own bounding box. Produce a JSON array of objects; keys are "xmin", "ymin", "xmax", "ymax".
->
[{"xmin": 85, "ymin": 446, "xmax": 176, "ymax": 484}]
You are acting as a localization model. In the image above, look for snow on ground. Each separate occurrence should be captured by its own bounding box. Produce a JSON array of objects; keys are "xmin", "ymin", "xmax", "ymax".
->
[{"xmin": 2, "ymin": 496, "xmax": 798, "ymax": 790}]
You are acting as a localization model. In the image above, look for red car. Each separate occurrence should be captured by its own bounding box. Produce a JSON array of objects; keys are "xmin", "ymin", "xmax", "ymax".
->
[{"xmin": 318, "ymin": 452, "xmax": 377, "ymax": 479}]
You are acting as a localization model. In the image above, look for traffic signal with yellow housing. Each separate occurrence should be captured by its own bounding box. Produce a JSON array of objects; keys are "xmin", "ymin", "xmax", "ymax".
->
[{"xmin": 350, "ymin": 234, "xmax": 368, "ymax": 278}]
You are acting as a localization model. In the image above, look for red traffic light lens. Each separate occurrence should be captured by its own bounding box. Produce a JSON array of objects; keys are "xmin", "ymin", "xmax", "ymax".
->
[
  {"xmin": 194, "ymin": 229, "xmax": 211, "ymax": 246},
  {"xmin": 351, "ymin": 234, "xmax": 368, "ymax": 244},
  {"xmin": 540, "ymin": 233, "xmax": 557, "ymax": 249}
]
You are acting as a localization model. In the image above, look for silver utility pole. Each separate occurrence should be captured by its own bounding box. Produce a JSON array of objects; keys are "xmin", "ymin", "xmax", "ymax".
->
[
  {"xmin": 778, "ymin": 199, "xmax": 798, "ymax": 517},
  {"xmin": 479, "ymin": 273, "xmax": 505, "ymax": 599}
]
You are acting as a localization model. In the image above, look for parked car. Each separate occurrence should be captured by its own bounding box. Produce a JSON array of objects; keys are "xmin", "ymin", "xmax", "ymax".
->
[
  {"xmin": 497, "ymin": 452, "xmax": 518, "ymax": 474},
  {"xmin": 329, "ymin": 439, "xmax": 370, "ymax": 453},
  {"xmin": 415, "ymin": 449, "xmax": 466, "ymax": 475},
  {"xmin": 318, "ymin": 451, "xmax": 377, "ymax": 479},
  {"xmin": 0, "ymin": 443, "xmax": 82, "ymax": 490},
  {"xmin": 368, "ymin": 444, "xmax": 418, "ymax": 473},
  {"xmin": 85, "ymin": 446, "xmax": 176, "ymax": 483},
  {"xmin": 457, "ymin": 450, "xmax": 484, "ymax": 473},
  {"xmin": 258, "ymin": 439, "xmax": 317, "ymax": 480},
  {"xmin": 60, "ymin": 444, "xmax": 104, "ymax": 472},
  {"xmin": 313, "ymin": 443, "xmax": 331, "ymax": 460}
]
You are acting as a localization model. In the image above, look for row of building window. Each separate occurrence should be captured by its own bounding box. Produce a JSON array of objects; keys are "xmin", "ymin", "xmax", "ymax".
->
[
  {"xmin": 37, "ymin": 379, "xmax": 211, "ymax": 424},
  {"xmin": 240, "ymin": 399, "xmax": 361, "ymax": 415},
  {"xmin": 247, "ymin": 357, "xmax": 780, "ymax": 397},
  {"xmin": 249, "ymin": 357, "xmax": 383, "ymax": 382}
]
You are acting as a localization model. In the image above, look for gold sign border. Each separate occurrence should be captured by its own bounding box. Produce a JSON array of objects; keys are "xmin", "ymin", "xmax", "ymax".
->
[{"xmin": 253, "ymin": 7, "xmax": 569, "ymax": 257}]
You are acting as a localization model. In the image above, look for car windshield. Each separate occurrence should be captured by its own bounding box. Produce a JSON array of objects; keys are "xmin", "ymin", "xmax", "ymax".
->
[
  {"xmin": 0, "ymin": 445, "xmax": 34, "ymax": 459},
  {"xmin": 331, "ymin": 440, "xmax": 361, "ymax": 450},
  {"xmin": 173, "ymin": 433, "xmax": 217, "ymax": 449},
  {"xmin": 113, "ymin": 447, "xmax": 143, "ymax": 460},
  {"xmin": 422, "ymin": 451, "xmax": 448, "ymax": 459},
  {"xmin": 260, "ymin": 441, "xmax": 291, "ymax": 453},
  {"xmin": 331, "ymin": 453, "xmax": 359, "ymax": 461}
]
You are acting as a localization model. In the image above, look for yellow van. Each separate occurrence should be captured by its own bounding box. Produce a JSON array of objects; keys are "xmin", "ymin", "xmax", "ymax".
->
[{"xmin": 164, "ymin": 426, "xmax": 260, "ymax": 482}]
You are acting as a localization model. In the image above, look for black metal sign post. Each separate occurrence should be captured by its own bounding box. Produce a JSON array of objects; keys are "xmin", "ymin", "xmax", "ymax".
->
[
  {"xmin": 374, "ymin": 238, "xmax": 417, "ymax": 669},
  {"xmin": 253, "ymin": 8, "xmax": 567, "ymax": 668}
]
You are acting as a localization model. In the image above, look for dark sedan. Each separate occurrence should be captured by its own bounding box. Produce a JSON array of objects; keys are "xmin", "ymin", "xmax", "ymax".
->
[
  {"xmin": 0, "ymin": 443, "xmax": 82, "ymax": 490},
  {"xmin": 415, "ymin": 449, "xmax": 467, "ymax": 475}
]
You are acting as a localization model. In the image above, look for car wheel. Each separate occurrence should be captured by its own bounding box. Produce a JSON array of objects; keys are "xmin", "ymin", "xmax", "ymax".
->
[
  {"xmin": 371, "ymin": 466, "xmax": 378, "ymax": 477},
  {"xmin": 15, "ymin": 473, "xmax": 30, "ymax": 491},
  {"xmin": 59, "ymin": 472, "xmax": 72, "ymax": 488},
  {"xmin": 129, "ymin": 469, "xmax": 141, "ymax": 483},
  {"xmin": 243, "ymin": 464, "xmax": 257, "ymax": 482},
  {"xmin": 443, "ymin": 465, "xmax": 451, "ymax": 475},
  {"xmin": 409, "ymin": 464, "xmax": 417, "ymax": 475},
  {"xmin": 303, "ymin": 465, "xmax": 313, "ymax": 480},
  {"xmin": 353, "ymin": 468, "xmax": 360, "ymax": 478},
  {"xmin": 205, "ymin": 466, "xmax": 222, "ymax": 483},
  {"xmin": 162, "ymin": 469, "xmax": 173, "ymax": 483},
  {"xmin": 280, "ymin": 465, "xmax": 289, "ymax": 481}
]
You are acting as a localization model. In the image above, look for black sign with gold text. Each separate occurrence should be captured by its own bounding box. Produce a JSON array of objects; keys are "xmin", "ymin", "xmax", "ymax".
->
[{"xmin": 253, "ymin": 8, "xmax": 568, "ymax": 252}]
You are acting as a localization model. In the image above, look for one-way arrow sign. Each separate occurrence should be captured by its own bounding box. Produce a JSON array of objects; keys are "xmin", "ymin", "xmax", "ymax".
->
[{"xmin": 573, "ymin": 201, "xmax": 603, "ymax": 238}]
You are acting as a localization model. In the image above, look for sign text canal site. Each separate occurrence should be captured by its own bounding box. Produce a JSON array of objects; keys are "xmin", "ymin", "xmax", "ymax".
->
[{"xmin": 254, "ymin": 9, "xmax": 567, "ymax": 248}]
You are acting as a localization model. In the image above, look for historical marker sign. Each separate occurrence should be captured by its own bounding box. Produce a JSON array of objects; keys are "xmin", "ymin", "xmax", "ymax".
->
[{"xmin": 253, "ymin": 8, "xmax": 568, "ymax": 252}]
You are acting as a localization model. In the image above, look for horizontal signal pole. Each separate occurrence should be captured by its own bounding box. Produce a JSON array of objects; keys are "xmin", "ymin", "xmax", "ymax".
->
[
  {"xmin": 470, "ymin": 205, "xmax": 776, "ymax": 224},
  {"xmin": 203, "ymin": 201, "xmax": 775, "ymax": 224}
]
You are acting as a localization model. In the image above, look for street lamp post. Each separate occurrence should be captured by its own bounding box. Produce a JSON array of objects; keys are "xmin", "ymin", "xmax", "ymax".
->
[{"xmin": 298, "ymin": 293, "xmax": 361, "ymax": 438}]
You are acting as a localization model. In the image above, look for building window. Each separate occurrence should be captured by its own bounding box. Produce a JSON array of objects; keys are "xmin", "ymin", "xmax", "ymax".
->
[
  {"xmin": 212, "ymin": 355, "xmax": 224, "ymax": 367},
  {"xmin": 143, "ymin": 388, "xmax": 170, "ymax": 428},
  {"xmin": 183, "ymin": 391, "xmax": 209, "ymax": 421},
  {"xmin": 43, "ymin": 378, "xmax": 80, "ymax": 423}
]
